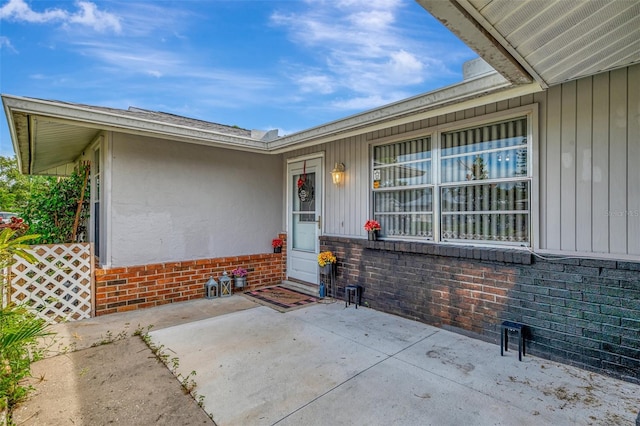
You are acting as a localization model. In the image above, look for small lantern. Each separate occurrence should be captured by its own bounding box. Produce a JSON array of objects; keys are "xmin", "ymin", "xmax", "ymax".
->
[
  {"xmin": 205, "ymin": 277, "xmax": 218, "ymax": 299},
  {"xmin": 219, "ymin": 271, "xmax": 232, "ymax": 297},
  {"xmin": 331, "ymin": 162, "xmax": 345, "ymax": 186}
]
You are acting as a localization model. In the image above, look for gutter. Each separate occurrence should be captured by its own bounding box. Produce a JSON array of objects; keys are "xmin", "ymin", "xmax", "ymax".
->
[
  {"xmin": 2, "ymin": 95, "xmax": 269, "ymax": 152},
  {"xmin": 268, "ymin": 72, "xmax": 543, "ymax": 153}
]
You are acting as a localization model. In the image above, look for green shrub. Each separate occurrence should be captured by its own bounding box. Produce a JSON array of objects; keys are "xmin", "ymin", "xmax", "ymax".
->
[
  {"xmin": 0, "ymin": 306, "xmax": 49, "ymax": 416},
  {"xmin": 0, "ymin": 228, "xmax": 49, "ymax": 423},
  {"xmin": 21, "ymin": 163, "xmax": 89, "ymax": 244}
]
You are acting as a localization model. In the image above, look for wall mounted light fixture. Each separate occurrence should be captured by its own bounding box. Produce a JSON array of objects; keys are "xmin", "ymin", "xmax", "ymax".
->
[{"xmin": 331, "ymin": 162, "xmax": 345, "ymax": 186}]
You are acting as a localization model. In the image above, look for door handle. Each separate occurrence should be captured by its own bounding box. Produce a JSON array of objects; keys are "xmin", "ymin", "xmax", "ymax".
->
[{"xmin": 317, "ymin": 215, "xmax": 321, "ymax": 229}]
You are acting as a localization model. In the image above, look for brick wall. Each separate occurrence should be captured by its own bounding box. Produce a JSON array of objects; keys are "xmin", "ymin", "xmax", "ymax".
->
[
  {"xmin": 95, "ymin": 234, "xmax": 287, "ymax": 315},
  {"xmin": 322, "ymin": 236, "xmax": 640, "ymax": 384}
]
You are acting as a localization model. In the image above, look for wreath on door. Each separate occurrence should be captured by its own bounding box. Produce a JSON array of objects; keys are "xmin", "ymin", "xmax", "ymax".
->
[{"xmin": 297, "ymin": 161, "xmax": 314, "ymax": 203}]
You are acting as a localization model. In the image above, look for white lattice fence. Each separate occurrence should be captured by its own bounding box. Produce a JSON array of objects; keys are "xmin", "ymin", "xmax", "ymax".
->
[{"xmin": 9, "ymin": 243, "xmax": 94, "ymax": 324}]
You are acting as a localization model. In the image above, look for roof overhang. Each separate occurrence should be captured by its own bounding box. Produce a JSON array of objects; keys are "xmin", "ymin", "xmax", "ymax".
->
[
  {"xmin": 2, "ymin": 95, "xmax": 269, "ymax": 175},
  {"xmin": 418, "ymin": 0, "xmax": 640, "ymax": 88}
]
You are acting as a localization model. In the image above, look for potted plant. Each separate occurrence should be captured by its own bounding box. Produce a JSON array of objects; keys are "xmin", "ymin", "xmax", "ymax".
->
[
  {"xmin": 272, "ymin": 238, "xmax": 283, "ymax": 253},
  {"xmin": 364, "ymin": 219, "xmax": 381, "ymax": 241},
  {"xmin": 231, "ymin": 267, "xmax": 248, "ymax": 288},
  {"xmin": 317, "ymin": 251, "xmax": 336, "ymax": 274}
]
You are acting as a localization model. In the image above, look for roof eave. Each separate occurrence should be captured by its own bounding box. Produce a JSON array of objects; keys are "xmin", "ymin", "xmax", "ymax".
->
[
  {"xmin": 2, "ymin": 96, "xmax": 29, "ymax": 173},
  {"xmin": 2, "ymin": 94, "xmax": 270, "ymax": 155},
  {"xmin": 416, "ymin": 0, "xmax": 543, "ymax": 88},
  {"xmin": 268, "ymin": 71, "xmax": 542, "ymax": 152}
]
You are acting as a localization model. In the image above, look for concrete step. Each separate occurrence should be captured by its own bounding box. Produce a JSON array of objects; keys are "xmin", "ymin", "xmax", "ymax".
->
[{"xmin": 280, "ymin": 280, "xmax": 318, "ymax": 297}]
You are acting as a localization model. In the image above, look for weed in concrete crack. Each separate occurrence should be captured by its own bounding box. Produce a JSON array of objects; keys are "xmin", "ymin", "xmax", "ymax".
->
[
  {"xmin": 137, "ymin": 330, "xmax": 209, "ymax": 421},
  {"xmin": 180, "ymin": 371, "xmax": 197, "ymax": 393},
  {"xmin": 133, "ymin": 324, "xmax": 154, "ymax": 337},
  {"xmin": 90, "ymin": 329, "xmax": 128, "ymax": 347},
  {"xmin": 170, "ymin": 357, "xmax": 180, "ymax": 373}
]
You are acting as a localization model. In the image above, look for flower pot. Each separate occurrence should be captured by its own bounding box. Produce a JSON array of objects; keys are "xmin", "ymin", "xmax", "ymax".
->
[
  {"xmin": 273, "ymin": 246, "xmax": 282, "ymax": 253},
  {"xmin": 320, "ymin": 264, "xmax": 333, "ymax": 274},
  {"xmin": 234, "ymin": 277, "xmax": 247, "ymax": 288},
  {"xmin": 368, "ymin": 230, "xmax": 378, "ymax": 241}
]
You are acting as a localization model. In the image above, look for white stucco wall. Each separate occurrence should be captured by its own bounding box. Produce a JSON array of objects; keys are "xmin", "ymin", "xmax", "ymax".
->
[{"xmin": 108, "ymin": 133, "xmax": 283, "ymax": 267}]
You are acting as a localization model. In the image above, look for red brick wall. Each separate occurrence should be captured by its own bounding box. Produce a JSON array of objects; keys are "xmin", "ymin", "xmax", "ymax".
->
[{"xmin": 95, "ymin": 233, "xmax": 287, "ymax": 315}]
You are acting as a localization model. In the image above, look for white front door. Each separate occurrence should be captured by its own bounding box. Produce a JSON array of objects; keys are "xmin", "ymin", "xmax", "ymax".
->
[{"xmin": 287, "ymin": 157, "xmax": 322, "ymax": 285}]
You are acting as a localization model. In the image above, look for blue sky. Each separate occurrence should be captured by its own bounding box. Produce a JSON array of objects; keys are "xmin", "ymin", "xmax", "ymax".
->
[{"xmin": 0, "ymin": 0, "xmax": 476, "ymax": 157}]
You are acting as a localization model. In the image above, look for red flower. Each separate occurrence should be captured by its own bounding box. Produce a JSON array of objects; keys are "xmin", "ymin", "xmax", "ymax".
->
[{"xmin": 364, "ymin": 219, "xmax": 381, "ymax": 232}]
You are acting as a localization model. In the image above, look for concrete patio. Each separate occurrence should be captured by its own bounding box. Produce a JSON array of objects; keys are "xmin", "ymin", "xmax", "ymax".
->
[{"xmin": 141, "ymin": 297, "xmax": 639, "ymax": 425}]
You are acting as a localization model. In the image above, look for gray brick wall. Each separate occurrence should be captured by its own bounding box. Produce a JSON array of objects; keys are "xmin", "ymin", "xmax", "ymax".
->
[{"xmin": 321, "ymin": 236, "xmax": 640, "ymax": 384}]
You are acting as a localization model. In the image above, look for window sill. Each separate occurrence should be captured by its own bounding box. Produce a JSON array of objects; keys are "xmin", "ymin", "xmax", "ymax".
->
[{"xmin": 320, "ymin": 236, "xmax": 532, "ymax": 265}]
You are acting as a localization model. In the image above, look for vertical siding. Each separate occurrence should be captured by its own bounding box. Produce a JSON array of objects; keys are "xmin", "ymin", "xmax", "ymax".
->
[
  {"xmin": 545, "ymin": 85, "xmax": 562, "ymax": 249},
  {"xmin": 284, "ymin": 64, "xmax": 639, "ymax": 257},
  {"xmin": 535, "ymin": 65, "xmax": 639, "ymax": 257},
  {"xmin": 560, "ymin": 81, "xmax": 577, "ymax": 251},
  {"xmin": 575, "ymin": 77, "xmax": 593, "ymax": 252},
  {"xmin": 591, "ymin": 72, "xmax": 610, "ymax": 253},
  {"xmin": 628, "ymin": 65, "xmax": 640, "ymax": 255},
  {"xmin": 608, "ymin": 68, "xmax": 629, "ymax": 254},
  {"xmin": 534, "ymin": 90, "xmax": 547, "ymax": 250},
  {"xmin": 286, "ymin": 135, "xmax": 370, "ymax": 238}
]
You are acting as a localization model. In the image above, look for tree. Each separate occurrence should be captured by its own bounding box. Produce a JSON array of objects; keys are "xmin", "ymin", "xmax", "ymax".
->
[{"xmin": 0, "ymin": 156, "xmax": 41, "ymax": 212}]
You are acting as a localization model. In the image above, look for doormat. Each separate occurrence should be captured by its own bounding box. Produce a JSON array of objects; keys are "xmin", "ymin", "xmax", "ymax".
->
[{"xmin": 244, "ymin": 286, "xmax": 317, "ymax": 312}]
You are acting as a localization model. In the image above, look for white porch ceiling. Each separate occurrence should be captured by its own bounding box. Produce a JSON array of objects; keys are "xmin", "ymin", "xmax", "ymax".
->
[
  {"xmin": 30, "ymin": 118, "xmax": 101, "ymax": 175},
  {"xmin": 419, "ymin": 0, "xmax": 640, "ymax": 87}
]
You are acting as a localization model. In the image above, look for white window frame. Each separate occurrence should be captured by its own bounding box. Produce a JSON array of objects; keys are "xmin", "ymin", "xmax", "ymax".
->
[
  {"xmin": 371, "ymin": 137, "xmax": 434, "ymax": 239},
  {"xmin": 370, "ymin": 104, "xmax": 539, "ymax": 248}
]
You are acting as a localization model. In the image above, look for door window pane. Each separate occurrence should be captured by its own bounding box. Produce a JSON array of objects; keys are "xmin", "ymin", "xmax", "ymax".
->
[{"xmin": 292, "ymin": 172, "xmax": 316, "ymax": 251}]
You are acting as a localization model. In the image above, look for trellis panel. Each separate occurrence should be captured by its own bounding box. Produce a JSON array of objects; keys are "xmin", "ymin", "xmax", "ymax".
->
[{"xmin": 9, "ymin": 243, "xmax": 93, "ymax": 324}]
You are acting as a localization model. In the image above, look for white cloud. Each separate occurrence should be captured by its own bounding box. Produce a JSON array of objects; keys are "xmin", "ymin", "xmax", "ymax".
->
[
  {"xmin": 296, "ymin": 74, "xmax": 335, "ymax": 94},
  {"xmin": 0, "ymin": 0, "xmax": 121, "ymax": 33},
  {"xmin": 387, "ymin": 50, "xmax": 423, "ymax": 83},
  {"xmin": 105, "ymin": 3, "xmax": 191, "ymax": 38},
  {"xmin": 0, "ymin": 36, "xmax": 17, "ymax": 52},
  {"xmin": 0, "ymin": 0, "xmax": 66, "ymax": 23},
  {"xmin": 67, "ymin": 1, "xmax": 121, "ymax": 33},
  {"xmin": 347, "ymin": 10, "xmax": 395, "ymax": 30},
  {"xmin": 331, "ymin": 93, "xmax": 406, "ymax": 111},
  {"xmin": 270, "ymin": 1, "xmax": 449, "ymax": 110},
  {"xmin": 72, "ymin": 41, "xmax": 183, "ymax": 77},
  {"xmin": 71, "ymin": 40, "xmax": 275, "ymax": 97}
]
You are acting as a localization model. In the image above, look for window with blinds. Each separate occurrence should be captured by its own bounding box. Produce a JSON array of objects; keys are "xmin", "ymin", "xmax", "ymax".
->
[
  {"xmin": 440, "ymin": 117, "xmax": 529, "ymax": 243},
  {"xmin": 371, "ymin": 116, "xmax": 531, "ymax": 245},
  {"xmin": 372, "ymin": 137, "xmax": 433, "ymax": 238}
]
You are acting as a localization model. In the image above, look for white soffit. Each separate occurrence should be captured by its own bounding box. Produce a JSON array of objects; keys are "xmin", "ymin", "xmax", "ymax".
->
[{"xmin": 428, "ymin": 0, "xmax": 640, "ymax": 87}]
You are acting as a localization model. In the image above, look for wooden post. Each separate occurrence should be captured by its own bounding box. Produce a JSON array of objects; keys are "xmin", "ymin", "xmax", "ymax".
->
[{"xmin": 72, "ymin": 162, "xmax": 90, "ymax": 242}]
